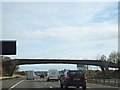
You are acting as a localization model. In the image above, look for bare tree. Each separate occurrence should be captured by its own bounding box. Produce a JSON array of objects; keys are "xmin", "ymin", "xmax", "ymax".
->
[
  {"xmin": 108, "ymin": 52, "xmax": 118, "ymax": 63},
  {"xmin": 98, "ymin": 54, "xmax": 107, "ymax": 61}
]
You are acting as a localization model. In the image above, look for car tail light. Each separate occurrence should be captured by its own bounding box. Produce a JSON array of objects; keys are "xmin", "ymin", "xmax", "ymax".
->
[
  {"xmin": 66, "ymin": 76, "xmax": 71, "ymax": 80},
  {"xmin": 84, "ymin": 76, "xmax": 87, "ymax": 80},
  {"xmin": 83, "ymin": 76, "xmax": 87, "ymax": 81}
]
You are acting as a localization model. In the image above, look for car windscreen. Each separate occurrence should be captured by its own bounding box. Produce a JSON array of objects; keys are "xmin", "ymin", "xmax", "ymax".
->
[{"xmin": 67, "ymin": 71, "xmax": 83, "ymax": 76}]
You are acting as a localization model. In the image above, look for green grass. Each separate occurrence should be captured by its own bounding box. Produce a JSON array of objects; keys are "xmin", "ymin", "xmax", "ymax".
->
[{"xmin": 1, "ymin": 74, "xmax": 21, "ymax": 80}]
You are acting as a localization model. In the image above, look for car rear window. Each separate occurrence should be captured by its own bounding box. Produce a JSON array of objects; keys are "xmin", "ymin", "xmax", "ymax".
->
[{"xmin": 67, "ymin": 71, "xmax": 83, "ymax": 75}]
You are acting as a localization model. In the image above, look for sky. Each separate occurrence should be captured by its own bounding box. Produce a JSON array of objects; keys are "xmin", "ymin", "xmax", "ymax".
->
[{"xmin": 1, "ymin": 1, "xmax": 118, "ymax": 71}]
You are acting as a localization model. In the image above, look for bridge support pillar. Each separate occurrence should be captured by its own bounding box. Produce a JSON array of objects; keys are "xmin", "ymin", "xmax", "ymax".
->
[
  {"xmin": 9, "ymin": 65, "xmax": 16, "ymax": 76},
  {"xmin": 9, "ymin": 60, "xmax": 18, "ymax": 76},
  {"xmin": 100, "ymin": 61, "xmax": 110, "ymax": 77},
  {"xmin": 100, "ymin": 66, "xmax": 109, "ymax": 77},
  {"xmin": 100, "ymin": 66, "xmax": 106, "ymax": 76}
]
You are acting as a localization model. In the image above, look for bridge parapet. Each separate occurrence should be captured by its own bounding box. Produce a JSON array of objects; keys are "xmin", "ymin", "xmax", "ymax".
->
[{"xmin": 2, "ymin": 59, "xmax": 119, "ymax": 76}]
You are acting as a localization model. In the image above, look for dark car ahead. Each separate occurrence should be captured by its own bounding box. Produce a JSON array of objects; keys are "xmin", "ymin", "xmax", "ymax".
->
[
  {"xmin": 60, "ymin": 70, "xmax": 87, "ymax": 89},
  {"xmin": 40, "ymin": 74, "xmax": 44, "ymax": 78}
]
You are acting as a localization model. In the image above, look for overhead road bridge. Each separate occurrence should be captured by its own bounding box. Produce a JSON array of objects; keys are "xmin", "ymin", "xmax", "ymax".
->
[{"xmin": 2, "ymin": 59, "xmax": 119, "ymax": 76}]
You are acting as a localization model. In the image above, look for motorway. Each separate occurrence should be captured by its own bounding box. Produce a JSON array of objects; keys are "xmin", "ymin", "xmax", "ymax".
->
[{"xmin": 2, "ymin": 76, "xmax": 119, "ymax": 90}]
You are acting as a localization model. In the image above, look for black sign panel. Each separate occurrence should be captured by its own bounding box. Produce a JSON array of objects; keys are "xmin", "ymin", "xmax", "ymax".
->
[{"xmin": 0, "ymin": 40, "xmax": 16, "ymax": 55}]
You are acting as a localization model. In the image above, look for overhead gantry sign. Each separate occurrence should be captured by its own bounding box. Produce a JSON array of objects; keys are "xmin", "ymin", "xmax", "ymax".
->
[{"xmin": 0, "ymin": 40, "xmax": 16, "ymax": 55}]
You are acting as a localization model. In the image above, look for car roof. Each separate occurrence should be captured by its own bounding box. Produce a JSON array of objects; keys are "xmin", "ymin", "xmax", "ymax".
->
[{"xmin": 69, "ymin": 70, "xmax": 82, "ymax": 72}]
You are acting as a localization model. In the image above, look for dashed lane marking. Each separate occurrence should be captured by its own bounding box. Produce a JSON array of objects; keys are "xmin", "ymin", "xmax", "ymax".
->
[
  {"xmin": 45, "ymin": 83, "xmax": 47, "ymax": 85},
  {"xmin": 50, "ymin": 86, "xmax": 52, "ymax": 88}
]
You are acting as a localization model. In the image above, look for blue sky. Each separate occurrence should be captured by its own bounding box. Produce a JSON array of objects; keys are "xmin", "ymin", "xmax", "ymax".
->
[{"xmin": 1, "ymin": 2, "xmax": 118, "ymax": 71}]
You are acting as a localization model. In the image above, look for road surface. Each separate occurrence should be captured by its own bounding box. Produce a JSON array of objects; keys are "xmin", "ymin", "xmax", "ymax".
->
[{"xmin": 2, "ymin": 76, "xmax": 119, "ymax": 90}]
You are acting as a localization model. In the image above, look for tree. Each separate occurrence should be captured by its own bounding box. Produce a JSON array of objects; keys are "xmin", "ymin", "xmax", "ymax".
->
[
  {"xmin": 98, "ymin": 54, "xmax": 107, "ymax": 61},
  {"xmin": 108, "ymin": 52, "xmax": 119, "ymax": 63},
  {"xmin": 117, "ymin": 52, "xmax": 120, "ymax": 71},
  {"xmin": 0, "ymin": 56, "xmax": 11, "ymax": 62},
  {"xmin": 0, "ymin": 56, "xmax": 13, "ymax": 76},
  {"xmin": 117, "ymin": 52, "xmax": 120, "ymax": 63}
]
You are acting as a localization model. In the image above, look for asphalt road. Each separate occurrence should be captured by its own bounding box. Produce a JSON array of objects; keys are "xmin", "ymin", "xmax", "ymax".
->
[{"xmin": 2, "ymin": 76, "xmax": 119, "ymax": 90}]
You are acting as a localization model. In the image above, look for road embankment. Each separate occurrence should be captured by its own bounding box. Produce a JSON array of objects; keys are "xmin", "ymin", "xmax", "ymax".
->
[
  {"xmin": 1, "ymin": 76, "xmax": 20, "ymax": 80},
  {"xmin": 0, "ymin": 75, "xmax": 24, "ymax": 80}
]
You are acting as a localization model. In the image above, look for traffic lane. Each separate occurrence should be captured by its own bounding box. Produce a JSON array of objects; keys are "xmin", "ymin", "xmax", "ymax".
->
[
  {"xmin": 2, "ymin": 77, "xmax": 119, "ymax": 90},
  {"xmin": 9, "ymin": 78, "xmax": 86, "ymax": 89},
  {"xmin": 9, "ymin": 78, "xmax": 60, "ymax": 88},
  {"xmin": 14, "ymin": 80, "xmax": 119, "ymax": 89},
  {"xmin": 2, "ymin": 77, "xmax": 25, "ymax": 89},
  {"xmin": 9, "ymin": 79, "xmax": 119, "ymax": 89},
  {"xmin": 45, "ymin": 80, "xmax": 119, "ymax": 89},
  {"xmin": 2, "ymin": 76, "xmax": 42, "ymax": 89}
]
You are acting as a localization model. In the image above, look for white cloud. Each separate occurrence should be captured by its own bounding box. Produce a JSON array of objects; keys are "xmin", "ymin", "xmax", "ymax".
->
[
  {"xmin": 1, "ymin": 0, "xmax": 119, "ymax": 2},
  {"xmin": 2, "ymin": 2, "xmax": 118, "ymax": 60},
  {"xmin": 3, "ymin": 2, "xmax": 117, "ymax": 29},
  {"xmin": 9, "ymin": 23, "xmax": 118, "ymax": 59},
  {"xmin": 10, "ymin": 23, "xmax": 117, "ymax": 42},
  {"xmin": 10, "ymin": 38, "xmax": 117, "ymax": 59},
  {"xmin": 2, "ymin": 2, "xmax": 118, "ymax": 71}
]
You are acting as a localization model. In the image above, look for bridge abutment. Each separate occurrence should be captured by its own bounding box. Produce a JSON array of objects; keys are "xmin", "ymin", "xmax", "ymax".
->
[
  {"xmin": 9, "ymin": 60, "xmax": 19, "ymax": 76},
  {"xmin": 100, "ymin": 61, "xmax": 110, "ymax": 77},
  {"xmin": 100, "ymin": 66, "xmax": 109, "ymax": 77}
]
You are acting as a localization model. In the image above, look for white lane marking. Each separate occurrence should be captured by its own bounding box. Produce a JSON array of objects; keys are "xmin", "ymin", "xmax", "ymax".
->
[
  {"xmin": 45, "ymin": 83, "xmax": 47, "ymax": 85},
  {"xmin": 50, "ymin": 86, "xmax": 52, "ymax": 88},
  {"xmin": 8, "ymin": 80, "xmax": 24, "ymax": 90}
]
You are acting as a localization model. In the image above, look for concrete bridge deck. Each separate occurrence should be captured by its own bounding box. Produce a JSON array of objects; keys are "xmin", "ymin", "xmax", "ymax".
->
[{"xmin": 2, "ymin": 59, "xmax": 119, "ymax": 76}]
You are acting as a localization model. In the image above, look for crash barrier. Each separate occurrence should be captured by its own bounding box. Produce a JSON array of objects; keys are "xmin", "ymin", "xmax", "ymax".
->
[{"xmin": 88, "ymin": 77, "xmax": 120, "ymax": 87}]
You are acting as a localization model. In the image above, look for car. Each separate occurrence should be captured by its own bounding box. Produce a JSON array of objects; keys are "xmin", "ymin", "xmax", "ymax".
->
[
  {"xmin": 40, "ymin": 74, "xmax": 44, "ymax": 78},
  {"xmin": 60, "ymin": 70, "xmax": 87, "ymax": 89}
]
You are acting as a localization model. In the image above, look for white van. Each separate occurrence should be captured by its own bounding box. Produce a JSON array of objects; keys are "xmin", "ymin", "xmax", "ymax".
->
[
  {"xmin": 47, "ymin": 69, "xmax": 59, "ymax": 81},
  {"xmin": 26, "ymin": 70, "xmax": 35, "ymax": 80}
]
